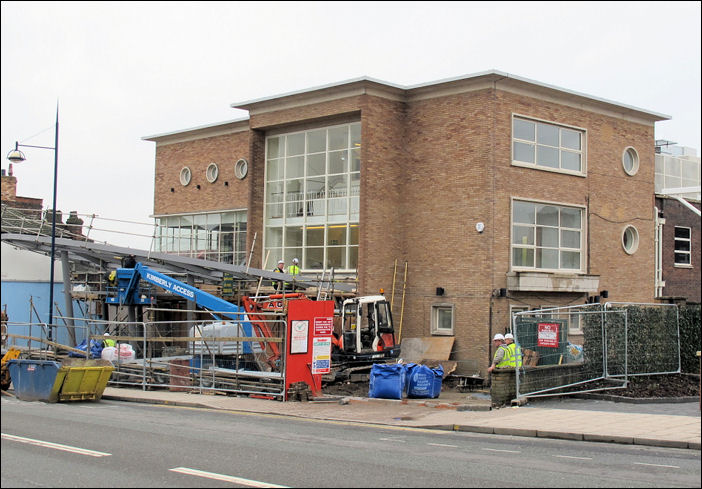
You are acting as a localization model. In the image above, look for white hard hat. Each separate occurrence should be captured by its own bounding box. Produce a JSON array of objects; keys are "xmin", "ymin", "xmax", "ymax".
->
[
  {"xmin": 278, "ymin": 259, "xmax": 285, "ymax": 264},
  {"xmin": 504, "ymin": 333, "xmax": 514, "ymax": 340},
  {"xmin": 493, "ymin": 333, "xmax": 505, "ymax": 341},
  {"xmin": 292, "ymin": 258, "xmax": 299, "ymax": 264},
  {"xmin": 104, "ymin": 332, "xmax": 110, "ymax": 336}
]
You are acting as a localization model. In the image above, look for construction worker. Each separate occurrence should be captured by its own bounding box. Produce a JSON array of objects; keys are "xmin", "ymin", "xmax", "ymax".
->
[
  {"xmin": 103, "ymin": 332, "xmax": 116, "ymax": 348},
  {"xmin": 487, "ymin": 333, "xmax": 510, "ymax": 373},
  {"xmin": 504, "ymin": 333, "xmax": 522, "ymax": 368},
  {"xmin": 272, "ymin": 259, "xmax": 285, "ymax": 291},
  {"xmin": 287, "ymin": 257, "xmax": 300, "ymax": 290}
]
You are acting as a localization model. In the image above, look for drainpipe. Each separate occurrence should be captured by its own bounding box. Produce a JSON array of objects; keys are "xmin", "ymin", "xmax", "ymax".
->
[{"xmin": 654, "ymin": 207, "xmax": 665, "ymax": 298}]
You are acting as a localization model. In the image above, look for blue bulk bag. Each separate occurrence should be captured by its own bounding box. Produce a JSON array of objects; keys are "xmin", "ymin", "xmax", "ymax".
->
[
  {"xmin": 407, "ymin": 364, "xmax": 444, "ymax": 399},
  {"xmin": 368, "ymin": 363, "xmax": 406, "ymax": 399},
  {"xmin": 68, "ymin": 339, "xmax": 103, "ymax": 359}
]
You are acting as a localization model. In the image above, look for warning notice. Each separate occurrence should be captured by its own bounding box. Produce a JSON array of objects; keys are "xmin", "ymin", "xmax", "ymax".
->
[
  {"xmin": 537, "ymin": 323, "xmax": 559, "ymax": 348},
  {"xmin": 311, "ymin": 337, "xmax": 332, "ymax": 374},
  {"xmin": 313, "ymin": 317, "xmax": 333, "ymax": 336}
]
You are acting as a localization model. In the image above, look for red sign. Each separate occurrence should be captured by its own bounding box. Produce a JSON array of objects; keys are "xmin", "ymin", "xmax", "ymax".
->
[
  {"xmin": 313, "ymin": 317, "xmax": 333, "ymax": 336},
  {"xmin": 537, "ymin": 323, "xmax": 559, "ymax": 348}
]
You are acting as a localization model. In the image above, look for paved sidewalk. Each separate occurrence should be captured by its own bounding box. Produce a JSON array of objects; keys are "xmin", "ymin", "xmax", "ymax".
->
[{"xmin": 101, "ymin": 387, "xmax": 701, "ymax": 450}]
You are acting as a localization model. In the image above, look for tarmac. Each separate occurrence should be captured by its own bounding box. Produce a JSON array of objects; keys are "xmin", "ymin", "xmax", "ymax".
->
[{"xmin": 100, "ymin": 386, "xmax": 702, "ymax": 451}]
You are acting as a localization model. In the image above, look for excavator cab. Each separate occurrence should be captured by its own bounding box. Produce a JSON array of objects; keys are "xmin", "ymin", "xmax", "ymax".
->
[{"xmin": 333, "ymin": 295, "xmax": 400, "ymax": 364}]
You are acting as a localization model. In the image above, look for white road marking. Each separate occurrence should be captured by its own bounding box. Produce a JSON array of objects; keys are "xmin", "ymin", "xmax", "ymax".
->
[
  {"xmin": 379, "ymin": 437, "xmax": 406, "ymax": 442},
  {"xmin": 554, "ymin": 455, "xmax": 592, "ymax": 460},
  {"xmin": 1, "ymin": 433, "xmax": 111, "ymax": 457},
  {"xmin": 481, "ymin": 448, "xmax": 521, "ymax": 453},
  {"xmin": 633, "ymin": 462, "xmax": 680, "ymax": 469},
  {"xmin": 428, "ymin": 443, "xmax": 458, "ymax": 448},
  {"xmin": 170, "ymin": 467, "xmax": 289, "ymax": 487}
]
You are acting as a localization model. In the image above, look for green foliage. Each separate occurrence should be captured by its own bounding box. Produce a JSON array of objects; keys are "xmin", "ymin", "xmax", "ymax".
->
[{"xmin": 679, "ymin": 304, "xmax": 701, "ymax": 373}]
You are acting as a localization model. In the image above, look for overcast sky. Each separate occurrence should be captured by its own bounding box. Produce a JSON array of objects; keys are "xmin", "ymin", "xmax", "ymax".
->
[{"xmin": 1, "ymin": 1, "xmax": 700, "ymax": 248}]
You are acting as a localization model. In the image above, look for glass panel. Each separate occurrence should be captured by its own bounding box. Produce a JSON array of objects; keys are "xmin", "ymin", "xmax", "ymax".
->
[
  {"xmin": 561, "ymin": 129, "xmax": 581, "ymax": 150},
  {"xmin": 286, "ymin": 133, "xmax": 305, "ymax": 156},
  {"xmin": 512, "ymin": 247, "xmax": 534, "ymax": 267},
  {"xmin": 287, "ymin": 248, "xmax": 302, "ymax": 266},
  {"xmin": 655, "ymin": 155, "xmax": 665, "ymax": 174},
  {"xmin": 329, "ymin": 150, "xmax": 348, "ymax": 174},
  {"xmin": 623, "ymin": 150, "xmax": 635, "ymax": 172},
  {"xmin": 327, "ymin": 225, "xmax": 347, "ymax": 246},
  {"xmin": 667, "ymin": 157, "xmax": 681, "ymax": 176},
  {"xmin": 348, "ymin": 246, "xmax": 358, "ymax": 269},
  {"xmin": 561, "ymin": 151, "xmax": 581, "ymax": 171},
  {"xmin": 328, "ymin": 126, "xmax": 348, "ymax": 151},
  {"xmin": 266, "ymin": 248, "xmax": 282, "ymax": 267},
  {"xmin": 675, "ymin": 241, "xmax": 690, "ymax": 252},
  {"xmin": 682, "ymin": 161, "xmax": 699, "ymax": 181},
  {"xmin": 327, "ymin": 247, "xmax": 344, "ymax": 269},
  {"xmin": 267, "ymin": 137, "xmax": 281, "ymax": 159},
  {"xmin": 350, "ymin": 148, "xmax": 361, "ymax": 172},
  {"xmin": 675, "ymin": 227, "xmax": 691, "ymax": 239},
  {"xmin": 267, "ymin": 227, "xmax": 282, "ymax": 247},
  {"xmin": 536, "ymin": 248, "xmax": 558, "ymax": 269},
  {"xmin": 306, "ymin": 247, "xmax": 324, "ymax": 269},
  {"xmin": 328, "ymin": 198, "xmax": 347, "ymax": 216},
  {"xmin": 266, "ymin": 203, "xmax": 283, "ymax": 219},
  {"xmin": 513, "ymin": 118, "xmax": 535, "ymax": 141},
  {"xmin": 286, "ymin": 155, "xmax": 304, "ymax": 179},
  {"xmin": 512, "ymin": 225, "xmax": 534, "ymax": 245},
  {"xmin": 285, "ymin": 226, "xmax": 303, "ymax": 247},
  {"xmin": 513, "ymin": 141, "xmax": 534, "ymax": 163},
  {"xmin": 537, "ymin": 123, "xmax": 559, "ymax": 146},
  {"xmin": 349, "ymin": 224, "xmax": 359, "ymax": 245},
  {"xmin": 560, "ymin": 251, "xmax": 580, "ymax": 269},
  {"xmin": 674, "ymin": 253, "xmax": 690, "ymax": 265},
  {"xmin": 285, "ymin": 179, "xmax": 303, "ymax": 201},
  {"xmin": 513, "ymin": 201, "xmax": 535, "ymax": 224},
  {"xmin": 266, "ymin": 182, "xmax": 284, "ymax": 203},
  {"xmin": 536, "ymin": 205, "xmax": 559, "ymax": 226},
  {"xmin": 307, "ymin": 129, "xmax": 326, "ymax": 153},
  {"xmin": 665, "ymin": 175, "xmax": 682, "ymax": 189},
  {"xmin": 266, "ymin": 159, "xmax": 283, "ymax": 181},
  {"xmin": 328, "ymin": 174, "xmax": 348, "ymax": 197},
  {"xmin": 350, "ymin": 122, "xmax": 361, "ymax": 147},
  {"xmin": 560, "ymin": 207, "xmax": 581, "ymax": 229},
  {"xmin": 561, "ymin": 230, "xmax": 580, "ymax": 249},
  {"xmin": 536, "ymin": 227, "xmax": 558, "ymax": 247},
  {"xmin": 306, "ymin": 153, "xmax": 325, "ymax": 176},
  {"xmin": 537, "ymin": 145, "xmax": 559, "ymax": 168},
  {"xmin": 306, "ymin": 226, "xmax": 324, "ymax": 246}
]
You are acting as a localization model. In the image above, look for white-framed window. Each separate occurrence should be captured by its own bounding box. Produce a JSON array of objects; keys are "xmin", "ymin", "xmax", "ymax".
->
[
  {"xmin": 235, "ymin": 158, "xmax": 248, "ymax": 180},
  {"xmin": 674, "ymin": 226, "xmax": 692, "ymax": 266},
  {"xmin": 622, "ymin": 147, "xmax": 639, "ymax": 176},
  {"xmin": 154, "ymin": 210, "xmax": 247, "ymax": 265},
  {"xmin": 511, "ymin": 199, "xmax": 584, "ymax": 272},
  {"xmin": 264, "ymin": 122, "xmax": 360, "ymax": 271},
  {"xmin": 431, "ymin": 304, "xmax": 454, "ymax": 335},
  {"xmin": 512, "ymin": 115, "xmax": 585, "ymax": 175},
  {"xmin": 622, "ymin": 225, "xmax": 639, "ymax": 255},
  {"xmin": 206, "ymin": 162, "xmax": 219, "ymax": 183},
  {"xmin": 179, "ymin": 166, "xmax": 192, "ymax": 186}
]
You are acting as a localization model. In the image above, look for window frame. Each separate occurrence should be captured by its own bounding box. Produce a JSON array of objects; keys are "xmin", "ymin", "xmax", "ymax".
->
[
  {"xmin": 621, "ymin": 225, "xmax": 639, "ymax": 255},
  {"xmin": 511, "ymin": 113, "xmax": 587, "ymax": 177},
  {"xmin": 510, "ymin": 197, "xmax": 586, "ymax": 273},
  {"xmin": 622, "ymin": 147, "xmax": 639, "ymax": 176},
  {"xmin": 674, "ymin": 226, "xmax": 692, "ymax": 267},
  {"xmin": 431, "ymin": 303, "xmax": 454, "ymax": 336}
]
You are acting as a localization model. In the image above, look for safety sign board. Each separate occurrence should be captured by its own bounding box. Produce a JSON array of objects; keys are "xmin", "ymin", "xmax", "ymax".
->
[
  {"xmin": 311, "ymin": 337, "xmax": 332, "ymax": 374},
  {"xmin": 537, "ymin": 323, "xmax": 559, "ymax": 348}
]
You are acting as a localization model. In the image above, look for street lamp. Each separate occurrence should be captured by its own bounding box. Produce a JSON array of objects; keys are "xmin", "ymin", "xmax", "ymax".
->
[{"xmin": 7, "ymin": 105, "xmax": 60, "ymax": 340}]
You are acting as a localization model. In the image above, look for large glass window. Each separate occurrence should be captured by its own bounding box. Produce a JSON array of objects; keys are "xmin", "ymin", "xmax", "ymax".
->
[
  {"xmin": 674, "ymin": 227, "xmax": 692, "ymax": 266},
  {"xmin": 154, "ymin": 210, "xmax": 247, "ymax": 265},
  {"xmin": 512, "ymin": 200, "xmax": 583, "ymax": 272},
  {"xmin": 264, "ymin": 122, "xmax": 360, "ymax": 271},
  {"xmin": 512, "ymin": 116, "xmax": 585, "ymax": 174}
]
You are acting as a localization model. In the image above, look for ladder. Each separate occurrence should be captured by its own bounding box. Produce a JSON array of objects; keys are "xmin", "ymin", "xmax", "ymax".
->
[
  {"xmin": 390, "ymin": 259, "xmax": 408, "ymax": 343},
  {"xmin": 317, "ymin": 268, "xmax": 335, "ymax": 301}
]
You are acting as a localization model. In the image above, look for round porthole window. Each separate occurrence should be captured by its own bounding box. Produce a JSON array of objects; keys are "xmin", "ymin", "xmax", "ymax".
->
[
  {"xmin": 622, "ymin": 225, "xmax": 639, "ymax": 254},
  {"xmin": 622, "ymin": 147, "xmax": 639, "ymax": 176},
  {"xmin": 235, "ymin": 158, "xmax": 248, "ymax": 180},
  {"xmin": 206, "ymin": 162, "xmax": 219, "ymax": 183},
  {"xmin": 179, "ymin": 166, "xmax": 192, "ymax": 186}
]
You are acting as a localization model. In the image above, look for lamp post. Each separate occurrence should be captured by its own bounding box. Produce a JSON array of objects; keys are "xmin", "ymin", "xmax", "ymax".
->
[{"xmin": 7, "ymin": 105, "xmax": 60, "ymax": 341}]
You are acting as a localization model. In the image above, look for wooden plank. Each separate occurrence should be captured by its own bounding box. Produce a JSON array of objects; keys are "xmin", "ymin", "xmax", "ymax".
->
[{"xmin": 90, "ymin": 336, "xmax": 282, "ymax": 343}]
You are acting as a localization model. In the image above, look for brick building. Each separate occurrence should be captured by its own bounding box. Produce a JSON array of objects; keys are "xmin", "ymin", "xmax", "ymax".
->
[{"xmin": 144, "ymin": 70, "xmax": 672, "ymax": 375}]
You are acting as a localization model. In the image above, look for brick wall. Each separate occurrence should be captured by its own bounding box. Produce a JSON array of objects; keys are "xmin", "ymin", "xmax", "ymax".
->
[{"xmin": 657, "ymin": 196, "xmax": 701, "ymax": 302}]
